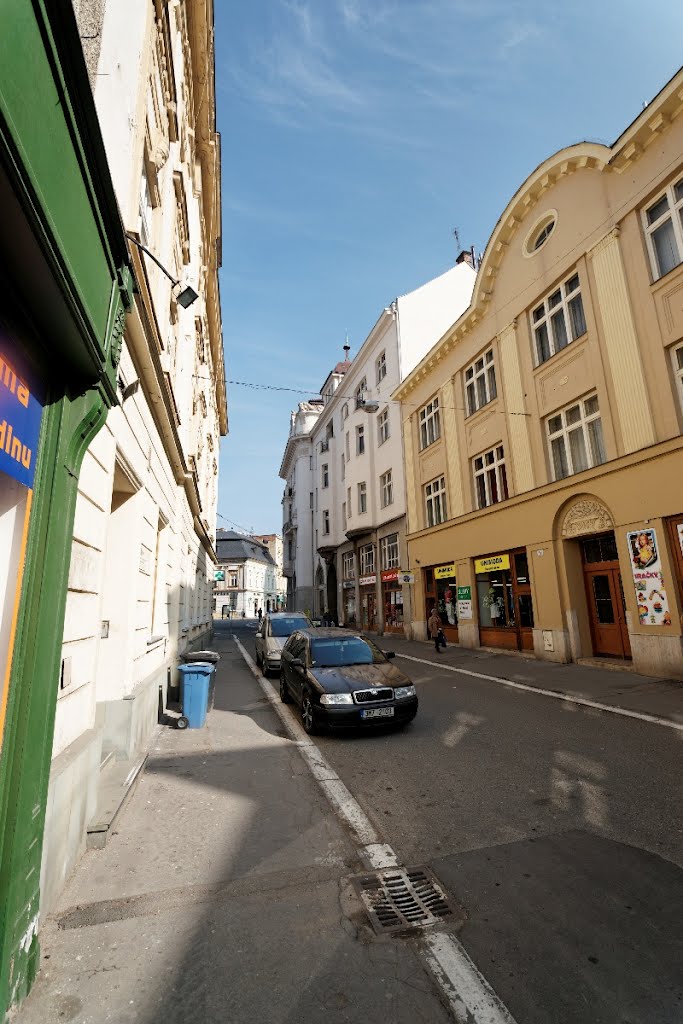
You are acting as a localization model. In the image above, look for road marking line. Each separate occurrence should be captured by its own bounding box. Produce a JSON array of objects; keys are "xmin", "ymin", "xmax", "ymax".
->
[
  {"xmin": 396, "ymin": 653, "xmax": 683, "ymax": 732},
  {"xmin": 422, "ymin": 932, "xmax": 518, "ymax": 1024},
  {"xmin": 233, "ymin": 635, "xmax": 519, "ymax": 1024}
]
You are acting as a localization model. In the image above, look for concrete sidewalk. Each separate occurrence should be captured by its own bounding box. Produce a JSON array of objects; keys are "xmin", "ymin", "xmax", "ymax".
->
[
  {"xmin": 377, "ymin": 631, "xmax": 683, "ymax": 726},
  {"xmin": 13, "ymin": 632, "xmax": 451, "ymax": 1024}
]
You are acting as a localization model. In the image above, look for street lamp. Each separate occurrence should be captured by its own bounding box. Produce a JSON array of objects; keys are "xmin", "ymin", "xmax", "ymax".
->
[{"xmin": 126, "ymin": 233, "xmax": 199, "ymax": 308}]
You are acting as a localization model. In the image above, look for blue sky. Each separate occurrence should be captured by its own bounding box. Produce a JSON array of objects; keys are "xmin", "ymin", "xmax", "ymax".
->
[{"xmin": 215, "ymin": 0, "xmax": 683, "ymax": 536}]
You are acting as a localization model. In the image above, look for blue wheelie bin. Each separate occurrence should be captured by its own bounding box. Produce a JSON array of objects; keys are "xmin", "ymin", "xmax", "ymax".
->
[{"xmin": 177, "ymin": 663, "xmax": 215, "ymax": 729}]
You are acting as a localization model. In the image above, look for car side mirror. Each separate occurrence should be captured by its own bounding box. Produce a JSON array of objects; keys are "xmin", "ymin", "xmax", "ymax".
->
[
  {"xmin": 290, "ymin": 657, "xmax": 304, "ymax": 668},
  {"xmin": 384, "ymin": 651, "xmax": 395, "ymax": 660}
]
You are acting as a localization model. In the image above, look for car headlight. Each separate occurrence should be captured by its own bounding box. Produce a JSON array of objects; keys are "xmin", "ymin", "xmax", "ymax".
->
[
  {"xmin": 319, "ymin": 693, "xmax": 354, "ymax": 706},
  {"xmin": 393, "ymin": 685, "xmax": 416, "ymax": 700}
]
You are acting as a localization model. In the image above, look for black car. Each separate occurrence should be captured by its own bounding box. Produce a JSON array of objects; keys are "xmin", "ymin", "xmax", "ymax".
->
[{"xmin": 279, "ymin": 627, "xmax": 418, "ymax": 734}]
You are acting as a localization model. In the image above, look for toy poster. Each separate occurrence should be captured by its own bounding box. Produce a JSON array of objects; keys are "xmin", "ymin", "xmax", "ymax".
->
[{"xmin": 626, "ymin": 528, "xmax": 671, "ymax": 626}]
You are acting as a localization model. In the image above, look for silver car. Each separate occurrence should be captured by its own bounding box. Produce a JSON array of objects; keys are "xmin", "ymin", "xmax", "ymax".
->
[{"xmin": 255, "ymin": 613, "xmax": 311, "ymax": 676}]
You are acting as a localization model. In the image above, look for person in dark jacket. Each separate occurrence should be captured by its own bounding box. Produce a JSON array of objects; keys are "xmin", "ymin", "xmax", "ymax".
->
[{"xmin": 428, "ymin": 607, "xmax": 444, "ymax": 653}]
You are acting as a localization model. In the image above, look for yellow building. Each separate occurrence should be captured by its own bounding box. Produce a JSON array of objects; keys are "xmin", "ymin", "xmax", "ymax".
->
[{"xmin": 395, "ymin": 67, "xmax": 683, "ymax": 679}]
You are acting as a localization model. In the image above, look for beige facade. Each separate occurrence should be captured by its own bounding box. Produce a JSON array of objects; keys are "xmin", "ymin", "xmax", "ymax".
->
[{"xmin": 395, "ymin": 68, "xmax": 683, "ymax": 679}]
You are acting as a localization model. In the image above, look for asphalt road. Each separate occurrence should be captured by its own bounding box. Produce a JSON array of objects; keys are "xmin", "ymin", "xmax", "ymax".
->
[{"xmin": 228, "ymin": 618, "xmax": 683, "ymax": 1024}]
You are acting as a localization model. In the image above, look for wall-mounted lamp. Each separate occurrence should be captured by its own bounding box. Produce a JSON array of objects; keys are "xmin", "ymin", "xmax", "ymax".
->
[
  {"xmin": 359, "ymin": 399, "xmax": 380, "ymax": 414},
  {"xmin": 126, "ymin": 233, "xmax": 199, "ymax": 308}
]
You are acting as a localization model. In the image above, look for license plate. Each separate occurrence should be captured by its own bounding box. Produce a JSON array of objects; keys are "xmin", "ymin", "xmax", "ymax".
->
[{"xmin": 361, "ymin": 707, "xmax": 394, "ymax": 719}]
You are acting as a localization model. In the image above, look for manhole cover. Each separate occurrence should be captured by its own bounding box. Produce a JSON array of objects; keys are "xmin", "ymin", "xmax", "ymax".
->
[{"xmin": 352, "ymin": 866, "xmax": 455, "ymax": 934}]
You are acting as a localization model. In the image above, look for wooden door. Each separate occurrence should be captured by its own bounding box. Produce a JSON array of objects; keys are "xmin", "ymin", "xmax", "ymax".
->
[{"xmin": 584, "ymin": 567, "xmax": 631, "ymax": 658}]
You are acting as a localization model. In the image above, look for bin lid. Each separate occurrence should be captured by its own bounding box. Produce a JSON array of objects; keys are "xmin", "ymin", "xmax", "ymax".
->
[
  {"xmin": 177, "ymin": 662, "xmax": 215, "ymax": 675},
  {"xmin": 179, "ymin": 650, "xmax": 220, "ymax": 663}
]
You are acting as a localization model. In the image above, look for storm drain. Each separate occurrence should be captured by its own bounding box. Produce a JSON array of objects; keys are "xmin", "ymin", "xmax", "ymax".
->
[{"xmin": 352, "ymin": 866, "xmax": 454, "ymax": 935}]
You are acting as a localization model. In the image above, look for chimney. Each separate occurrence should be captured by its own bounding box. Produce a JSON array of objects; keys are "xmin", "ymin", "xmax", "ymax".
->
[{"xmin": 456, "ymin": 249, "xmax": 474, "ymax": 268}]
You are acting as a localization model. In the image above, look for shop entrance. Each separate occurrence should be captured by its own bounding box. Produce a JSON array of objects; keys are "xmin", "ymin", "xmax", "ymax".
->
[
  {"xmin": 476, "ymin": 549, "xmax": 534, "ymax": 651},
  {"xmin": 581, "ymin": 533, "xmax": 631, "ymax": 658},
  {"xmin": 424, "ymin": 565, "xmax": 458, "ymax": 643},
  {"xmin": 360, "ymin": 588, "xmax": 375, "ymax": 631}
]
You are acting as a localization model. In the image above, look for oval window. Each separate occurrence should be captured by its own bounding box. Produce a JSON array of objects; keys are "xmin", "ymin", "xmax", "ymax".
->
[
  {"xmin": 533, "ymin": 219, "xmax": 555, "ymax": 250},
  {"xmin": 524, "ymin": 213, "xmax": 557, "ymax": 257}
]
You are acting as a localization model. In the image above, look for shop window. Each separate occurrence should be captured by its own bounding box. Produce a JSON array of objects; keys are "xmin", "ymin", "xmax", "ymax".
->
[
  {"xmin": 531, "ymin": 272, "xmax": 586, "ymax": 366},
  {"xmin": 547, "ymin": 394, "xmax": 606, "ymax": 480},
  {"xmin": 419, "ymin": 396, "xmax": 441, "ymax": 450},
  {"xmin": 425, "ymin": 476, "xmax": 447, "ymax": 527},
  {"xmin": 473, "ymin": 445, "xmax": 508, "ymax": 509},
  {"xmin": 643, "ymin": 176, "xmax": 683, "ymax": 280},
  {"xmin": 476, "ymin": 551, "xmax": 534, "ymax": 636},
  {"xmin": 465, "ymin": 348, "xmax": 497, "ymax": 416},
  {"xmin": 380, "ymin": 533, "xmax": 399, "ymax": 570},
  {"xmin": 436, "ymin": 574, "xmax": 458, "ymax": 628}
]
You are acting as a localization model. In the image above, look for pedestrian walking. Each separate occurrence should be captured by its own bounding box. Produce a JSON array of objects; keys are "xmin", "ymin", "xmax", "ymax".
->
[
  {"xmin": 257, "ymin": 607, "xmax": 263, "ymax": 624},
  {"xmin": 428, "ymin": 606, "xmax": 445, "ymax": 653}
]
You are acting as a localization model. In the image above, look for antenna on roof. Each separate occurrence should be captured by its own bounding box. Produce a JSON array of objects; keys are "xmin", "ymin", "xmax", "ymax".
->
[
  {"xmin": 453, "ymin": 227, "xmax": 461, "ymax": 250},
  {"xmin": 343, "ymin": 331, "xmax": 350, "ymax": 360}
]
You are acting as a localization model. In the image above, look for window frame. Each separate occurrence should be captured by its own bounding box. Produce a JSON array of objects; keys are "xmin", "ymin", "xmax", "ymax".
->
[
  {"xmin": 424, "ymin": 476, "xmax": 447, "ymax": 528},
  {"xmin": 546, "ymin": 393, "xmax": 606, "ymax": 481},
  {"xmin": 642, "ymin": 176, "xmax": 683, "ymax": 281},
  {"xmin": 380, "ymin": 532, "xmax": 399, "ymax": 570},
  {"xmin": 672, "ymin": 342, "xmax": 683, "ymax": 412},
  {"xmin": 376, "ymin": 350, "xmax": 387, "ymax": 384},
  {"xmin": 322, "ymin": 509, "xmax": 330, "ymax": 535},
  {"xmin": 472, "ymin": 445, "xmax": 509, "ymax": 509},
  {"xmin": 342, "ymin": 551, "xmax": 355, "ymax": 579},
  {"xmin": 377, "ymin": 407, "xmax": 390, "ymax": 445},
  {"xmin": 356, "ymin": 424, "xmax": 365, "ymax": 455},
  {"xmin": 342, "ymin": 403, "xmax": 349, "ymax": 421},
  {"xmin": 465, "ymin": 348, "xmax": 497, "ymax": 416},
  {"xmin": 355, "ymin": 377, "xmax": 368, "ymax": 409},
  {"xmin": 531, "ymin": 272, "xmax": 587, "ymax": 366},
  {"xmin": 321, "ymin": 463, "xmax": 329, "ymax": 488},
  {"xmin": 360, "ymin": 543, "xmax": 374, "ymax": 575},
  {"xmin": 380, "ymin": 469, "xmax": 393, "ymax": 508},
  {"xmin": 358, "ymin": 481, "xmax": 367, "ymax": 514},
  {"xmin": 419, "ymin": 396, "xmax": 441, "ymax": 450}
]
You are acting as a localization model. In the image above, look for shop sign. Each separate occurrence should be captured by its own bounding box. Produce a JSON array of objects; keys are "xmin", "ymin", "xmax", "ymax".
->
[
  {"xmin": 434, "ymin": 563, "xmax": 456, "ymax": 580},
  {"xmin": 342, "ymin": 580, "xmax": 355, "ymax": 589},
  {"xmin": 0, "ymin": 347, "xmax": 43, "ymax": 489},
  {"xmin": 381, "ymin": 569, "xmax": 400, "ymax": 582},
  {"xmin": 359, "ymin": 574, "xmax": 376, "ymax": 586},
  {"xmin": 626, "ymin": 528, "xmax": 671, "ymax": 626},
  {"xmin": 214, "ymin": 570, "xmax": 225, "ymax": 582},
  {"xmin": 456, "ymin": 585, "xmax": 472, "ymax": 620},
  {"xmin": 475, "ymin": 553, "xmax": 510, "ymax": 574},
  {"xmin": 399, "ymin": 572, "xmax": 414, "ymax": 584}
]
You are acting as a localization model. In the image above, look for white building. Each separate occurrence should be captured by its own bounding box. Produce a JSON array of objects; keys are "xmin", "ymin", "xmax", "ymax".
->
[
  {"xmin": 251, "ymin": 534, "xmax": 287, "ymax": 608},
  {"xmin": 279, "ymin": 399, "xmax": 326, "ymax": 613},
  {"xmin": 281, "ymin": 259, "xmax": 475, "ymax": 631},
  {"xmin": 41, "ymin": 0, "xmax": 227, "ymax": 916},
  {"xmin": 214, "ymin": 532, "xmax": 279, "ymax": 617}
]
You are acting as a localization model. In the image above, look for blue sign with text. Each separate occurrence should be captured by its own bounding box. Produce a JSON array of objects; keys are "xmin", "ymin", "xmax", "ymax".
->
[{"xmin": 0, "ymin": 343, "xmax": 43, "ymax": 489}]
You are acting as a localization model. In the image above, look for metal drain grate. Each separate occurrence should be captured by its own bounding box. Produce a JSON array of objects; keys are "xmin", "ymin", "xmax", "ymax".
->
[{"xmin": 352, "ymin": 866, "xmax": 454, "ymax": 934}]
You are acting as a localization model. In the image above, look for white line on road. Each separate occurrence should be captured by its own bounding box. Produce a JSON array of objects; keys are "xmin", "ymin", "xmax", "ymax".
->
[
  {"xmin": 396, "ymin": 653, "xmax": 683, "ymax": 732},
  {"xmin": 233, "ymin": 635, "xmax": 519, "ymax": 1024}
]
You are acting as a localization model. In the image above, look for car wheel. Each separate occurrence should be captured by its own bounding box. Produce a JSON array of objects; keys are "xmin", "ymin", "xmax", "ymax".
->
[
  {"xmin": 261, "ymin": 657, "xmax": 269, "ymax": 677},
  {"xmin": 301, "ymin": 692, "xmax": 318, "ymax": 735},
  {"xmin": 279, "ymin": 672, "xmax": 291, "ymax": 703},
  {"xmin": 255, "ymin": 650, "xmax": 261, "ymax": 667}
]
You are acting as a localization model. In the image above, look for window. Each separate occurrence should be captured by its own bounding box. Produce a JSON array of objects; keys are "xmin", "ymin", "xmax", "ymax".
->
[
  {"xmin": 531, "ymin": 273, "xmax": 586, "ymax": 365},
  {"xmin": 322, "ymin": 464, "xmax": 329, "ymax": 488},
  {"xmin": 380, "ymin": 532, "xmax": 399, "ymax": 570},
  {"xmin": 341, "ymin": 454, "xmax": 345, "ymax": 481},
  {"xmin": 380, "ymin": 469, "xmax": 393, "ymax": 508},
  {"xmin": 343, "ymin": 551, "xmax": 355, "ymax": 578},
  {"xmin": 342, "ymin": 502, "xmax": 347, "ymax": 530},
  {"xmin": 377, "ymin": 407, "xmax": 390, "ymax": 445},
  {"xmin": 473, "ymin": 445, "xmax": 509, "ymax": 508},
  {"xmin": 309, "ymin": 455, "xmax": 313, "ymax": 469},
  {"xmin": 425, "ymin": 476, "xmax": 447, "ymax": 527},
  {"xmin": 465, "ymin": 349, "xmax": 497, "ymax": 415},
  {"xmin": 355, "ymin": 377, "xmax": 367, "ymax": 409},
  {"xmin": 358, "ymin": 481, "xmax": 367, "ymax": 514},
  {"xmin": 347, "ymin": 486, "xmax": 352, "ymax": 516},
  {"xmin": 345, "ymin": 431, "xmax": 350, "ymax": 461},
  {"xmin": 419, "ymin": 396, "xmax": 440, "ymax": 449},
  {"xmin": 288, "ymin": 540, "xmax": 293, "ymax": 559},
  {"xmin": 672, "ymin": 343, "xmax": 683, "ymax": 411},
  {"xmin": 360, "ymin": 543, "xmax": 374, "ymax": 575},
  {"xmin": 546, "ymin": 394, "xmax": 606, "ymax": 480},
  {"xmin": 139, "ymin": 171, "xmax": 153, "ymax": 246},
  {"xmin": 326, "ymin": 420, "xmax": 334, "ymax": 440},
  {"xmin": 643, "ymin": 177, "xmax": 683, "ymax": 280},
  {"xmin": 229, "ymin": 572, "xmax": 238, "ymax": 588},
  {"xmin": 322, "ymin": 510, "xmax": 330, "ymax": 535},
  {"xmin": 356, "ymin": 424, "xmax": 365, "ymax": 455},
  {"xmin": 309, "ymin": 492, "xmax": 314, "ymax": 509},
  {"xmin": 342, "ymin": 403, "xmax": 349, "ymax": 421},
  {"xmin": 376, "ymin": 351, "xmax": 386, "ymax": 384}
]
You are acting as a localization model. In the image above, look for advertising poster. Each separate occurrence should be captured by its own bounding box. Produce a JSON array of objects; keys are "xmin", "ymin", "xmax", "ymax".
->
[
  {"xmin": 626, "ymin": 528, "xmax": 671, "ymax": 626},
  {"xmin": 457, "ymin": 585, "xmax": 472, "ymax": 620}
]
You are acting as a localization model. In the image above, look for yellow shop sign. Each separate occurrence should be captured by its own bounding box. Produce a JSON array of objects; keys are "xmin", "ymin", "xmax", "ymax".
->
[
  {"xmin": 434, "ymin": 563, "xmax": 456, "ymax": 579},
  {"xmin": 475, "ymin": 553, "xmax": 510, "ymax": 574}
]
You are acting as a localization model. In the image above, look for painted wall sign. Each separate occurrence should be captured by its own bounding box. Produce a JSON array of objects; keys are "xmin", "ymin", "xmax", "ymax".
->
[
  {"xmin": 400, "ymin": 572, "xmax": 414, "ymax": 584},
  {"xmin": 359, "ymin": 574, "xmax": 376, "ymax": 586},
  {"xmin": 381, "ymin": 569, "xmax": 400, "ymax": 582},
  {"xmin": 434, "ymin": 563, "xmax": 456, "ymax": 579},
  {"xmin": 626, "ymin": 528, "xmax": 671, "ymax": 626},
  {"xmin": 456, "ymin": 585, "xmax": 472, "ymax": 620},
  {"xmin": 475, "ymin": 553, "xmax": 510, "ymax": 574},
  {"xmin": 0, "ymin": 346, "xmax": 43, "ymax": 489}
]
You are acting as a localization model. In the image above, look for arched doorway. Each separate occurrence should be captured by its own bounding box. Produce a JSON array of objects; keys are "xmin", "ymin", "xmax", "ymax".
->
[
  {"xmin": 326, "ymin": 561, "xmax": 338, "ymax": 623},
  {"xmin": 560, "ymin": 497, "xmax": 631, "ymax": 659}
]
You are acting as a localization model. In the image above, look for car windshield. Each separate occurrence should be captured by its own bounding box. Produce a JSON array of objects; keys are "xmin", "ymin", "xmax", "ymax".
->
[
  {"xmin": 270, "ymin": 617, "xmax": 310, "ymax": 637},
  {"xmin": 310, "ymin": 637, "xmax": 385, "ymax": 667}
]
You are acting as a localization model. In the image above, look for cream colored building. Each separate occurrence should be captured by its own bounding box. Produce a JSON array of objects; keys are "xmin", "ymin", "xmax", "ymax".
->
[
  {"xmin": 395, "ymin": 67, "xmax": 683, "ymax": 680},
  {"xmin": 41, "ymin": 0, "xmax": 227, "ymax": 916}
]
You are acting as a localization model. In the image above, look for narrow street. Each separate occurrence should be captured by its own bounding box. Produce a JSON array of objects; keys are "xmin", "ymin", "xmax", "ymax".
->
[{"xmin": 16, "ymin": 619, "xmax": 683, "ymax": 1024}]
